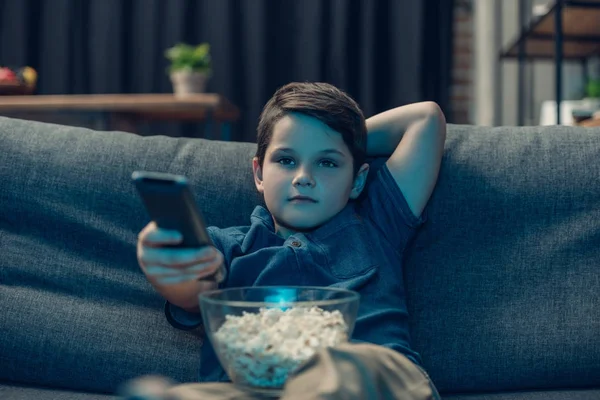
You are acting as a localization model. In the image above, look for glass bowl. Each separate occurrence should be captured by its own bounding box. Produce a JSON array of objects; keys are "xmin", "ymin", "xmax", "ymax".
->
[{"xmin": 199, "ymin": 286, "xmax": 360, "ymax": 396}]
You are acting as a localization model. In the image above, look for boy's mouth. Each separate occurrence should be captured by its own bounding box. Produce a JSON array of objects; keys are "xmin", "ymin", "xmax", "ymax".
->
[{"xmin": 289, "ymin": 195, "xmax": 317, "ymax": 203}]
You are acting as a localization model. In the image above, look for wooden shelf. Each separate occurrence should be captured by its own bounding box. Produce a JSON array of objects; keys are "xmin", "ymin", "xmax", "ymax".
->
[
  {"xmin": 0, "ymin": 93, "xmax": 240, "ymax": 139},
  {"xmin": 501, "ymin": 0, "xmax": 600, "ymax": 60},
  {"xmin": 0, "ymin": 93, "xmax": 239, "ymax": 116},
  {"xmin": 0, "ymin": 82, "xmax": 34, "ymax": 95}
]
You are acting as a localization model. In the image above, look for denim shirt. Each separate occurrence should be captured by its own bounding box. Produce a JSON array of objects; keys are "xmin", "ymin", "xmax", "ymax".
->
[{"xmin": 166, "ymin": 162, "xmax": 427, "ymax": 382}]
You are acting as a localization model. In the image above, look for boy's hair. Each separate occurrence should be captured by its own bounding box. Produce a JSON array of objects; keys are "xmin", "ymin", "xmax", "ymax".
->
[{"xmin": 255, "ymin": 82, "xmax": 367, "ymax": 176}]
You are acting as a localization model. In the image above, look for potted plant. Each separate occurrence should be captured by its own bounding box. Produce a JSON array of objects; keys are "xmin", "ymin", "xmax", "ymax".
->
[
  {"xmin": 579, "ymin": 78, "xmax": 600, "ymax": 111},
  {"xmin": 165, "ymin": 42, "xmax": 212, "ymax": 97},
  {"xmin": 585, "ymin": 79, "xmax": 600, "ymax": 98}
]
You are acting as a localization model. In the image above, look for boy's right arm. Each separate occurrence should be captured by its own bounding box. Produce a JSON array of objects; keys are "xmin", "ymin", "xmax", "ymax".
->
[{"xmin": 136, "ymin": 222, "xmax": 224, "ymax": 313}]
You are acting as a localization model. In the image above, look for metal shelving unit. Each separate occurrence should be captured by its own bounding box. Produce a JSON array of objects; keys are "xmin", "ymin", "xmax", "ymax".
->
[{"xmin": 501, "ymin": 0, "xmax": 600, "ymax": 125}]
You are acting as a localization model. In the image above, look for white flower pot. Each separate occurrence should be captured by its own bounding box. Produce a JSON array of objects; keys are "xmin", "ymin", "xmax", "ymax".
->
[
  {"xmin": 581, "ymin": 97, "xmax": 600, "ymax": 110},
  {"xmin": 170, "ymin": 71, "xmax": 209, "ymax": 97}
]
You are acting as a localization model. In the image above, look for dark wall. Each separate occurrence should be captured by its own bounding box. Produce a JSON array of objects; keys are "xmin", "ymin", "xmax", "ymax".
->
[{"xmin": 0, "ymin": 0, "xmax": 454, "ymax": 141}]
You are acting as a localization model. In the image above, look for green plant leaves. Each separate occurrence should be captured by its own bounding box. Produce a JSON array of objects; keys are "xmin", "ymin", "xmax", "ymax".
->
[{"xmin": 165, "ymin": 43, "xmax": 212, "ymax": 74}]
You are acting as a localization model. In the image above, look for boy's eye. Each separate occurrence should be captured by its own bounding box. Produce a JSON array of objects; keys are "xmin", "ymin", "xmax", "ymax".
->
[
  {"xmin": 278, "ymin": 157, "xmax": 295, "ymax": 166},
  {"xmin": 320, "ymin": 159, "xmax": 338, "ymax": 168},
  {"xmin": 275, "ymin": 157, "xmax": 337, "ymax": 168}
]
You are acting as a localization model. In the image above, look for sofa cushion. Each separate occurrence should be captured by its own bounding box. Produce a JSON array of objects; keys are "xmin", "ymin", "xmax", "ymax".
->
[
  {"xmin": 0, "ymin": 117, "xmax": 262, "ymax": 394},
  {"xmin": 444, "ymin": 388, "xmax": 600, "ymax": 400},
  {"xmin": 405, "ymin": 125, "xmax": 600, "ymax": 393},
  {"xmin": 0, "ymin": 382, "xmax": 116, "ymax": 400},
  {"xmin": 1, "ymin": 117, "xmax": 599, "ymax": 395}
]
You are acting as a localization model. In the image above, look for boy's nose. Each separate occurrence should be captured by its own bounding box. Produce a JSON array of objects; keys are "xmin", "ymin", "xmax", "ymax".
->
[{"xmin": 293, "ymin": 170, "xmax": 315, "ymax": 187}]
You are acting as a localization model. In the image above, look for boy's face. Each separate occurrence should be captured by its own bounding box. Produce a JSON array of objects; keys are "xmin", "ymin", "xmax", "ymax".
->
[{"xmin": 253, "ymin": 112, "xmax": 369, "ymax": 239}]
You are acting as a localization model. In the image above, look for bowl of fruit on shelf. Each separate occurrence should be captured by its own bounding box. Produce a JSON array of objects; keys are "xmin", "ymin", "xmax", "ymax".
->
[{"xmin": 0, "ymin": 66, "xmax": 37, "ymax": 95}]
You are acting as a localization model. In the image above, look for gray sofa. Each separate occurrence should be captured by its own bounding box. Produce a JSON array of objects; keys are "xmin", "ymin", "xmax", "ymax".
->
[{"xmin": 1, "ymin": 116, "xmax": 599, "ymax": 400}]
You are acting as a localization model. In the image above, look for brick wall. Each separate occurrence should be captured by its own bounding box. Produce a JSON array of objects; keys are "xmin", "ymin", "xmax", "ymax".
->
[{"xmin": 451, "ymin": 0, "xmax": 473, "ymax": 124}]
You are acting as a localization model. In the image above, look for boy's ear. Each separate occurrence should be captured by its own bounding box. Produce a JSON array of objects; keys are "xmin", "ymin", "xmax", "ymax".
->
[
  {"xmin": 350, "ymin": 163, "xmax": 369, "ymax": 199},
  {"xmin": 252, "ymin": 157, "xmax": 264, "ymax": 194}
]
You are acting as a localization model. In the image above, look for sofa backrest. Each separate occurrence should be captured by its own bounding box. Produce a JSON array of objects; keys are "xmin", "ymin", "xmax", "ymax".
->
[
  {"xmin": 406, "ymin": 124, "xmax": 600, "ymax": 394},
  {"xmin": 0, "ymin": 117, "xmax": 262, "ymax": 394},
  {"xmin": 1, "ymin": 117, "xmax": 599, "ymax": 395}
]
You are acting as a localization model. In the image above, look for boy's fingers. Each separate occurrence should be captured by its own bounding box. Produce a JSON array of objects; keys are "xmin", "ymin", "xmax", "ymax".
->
[
  {"xmin": 157, "ymin": 274, "xmax": 200, "ymax": 285},
  {"xmin": 142, "ymin": 246, "xmax": 217, "ymax": 269},
  {"xmin": 149, "ymin": 253, "xmax": 223, "ymax": 282},
  {"xmin": 139, "ymin": 222, "xmax": 183, "ymax": 247},
  {"xmin": 145, "ymin": 260, "xmax": 216, "ymax": 276},
  {"xmin": 186, "ymin": 252, "xmax": 223, "ymax": 276},
  {"xmin": 155, "ymin": 260, "xmax": 223, "ymax": 285}
]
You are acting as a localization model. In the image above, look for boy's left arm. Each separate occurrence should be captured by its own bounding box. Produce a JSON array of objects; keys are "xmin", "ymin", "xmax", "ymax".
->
[{"xmin": 366, "ymin": 101, "xmax": 447, "ymax": 218}]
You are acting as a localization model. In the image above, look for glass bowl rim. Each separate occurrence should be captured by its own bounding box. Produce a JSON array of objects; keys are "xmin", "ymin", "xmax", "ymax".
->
[{"xmin": 198, "ymin": 285, "xmax": 360, "ymax": 308}]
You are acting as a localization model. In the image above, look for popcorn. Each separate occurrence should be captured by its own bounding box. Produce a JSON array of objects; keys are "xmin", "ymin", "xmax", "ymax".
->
[{"xmin": 213, "ymin": 306, "xmax": 349, "ymax": 388}]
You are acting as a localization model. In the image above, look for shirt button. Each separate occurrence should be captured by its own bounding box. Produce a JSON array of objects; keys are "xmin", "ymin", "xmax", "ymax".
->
[{"xmin": 290, "ymin": 240, "xmax": 302, "ymax": 247}]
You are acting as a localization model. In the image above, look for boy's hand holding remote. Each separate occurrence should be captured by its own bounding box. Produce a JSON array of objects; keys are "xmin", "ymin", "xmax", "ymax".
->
[{"xmin": 136, "ymin": 221, "xmax": 224, "ymax": 313}]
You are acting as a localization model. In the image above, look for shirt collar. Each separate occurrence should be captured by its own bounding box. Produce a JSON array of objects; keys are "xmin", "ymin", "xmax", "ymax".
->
[
  {"xmin": 250, "ymin": 205, "xmax": 276, "ymax": 232},
  {"xmin": 249, "ymin": 202, "xmax": 360, "ymax": 241}
]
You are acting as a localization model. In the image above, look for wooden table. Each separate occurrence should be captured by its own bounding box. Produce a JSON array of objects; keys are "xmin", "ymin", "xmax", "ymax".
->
[{"xmin": 0, "ymin": 93, "xmax": 240, "ymax": 140}]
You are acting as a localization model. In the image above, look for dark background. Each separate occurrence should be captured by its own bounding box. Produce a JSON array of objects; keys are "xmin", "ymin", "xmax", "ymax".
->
[{"xmin": 0, "ymin": 0, "xmax": 454, "ymax": 142}]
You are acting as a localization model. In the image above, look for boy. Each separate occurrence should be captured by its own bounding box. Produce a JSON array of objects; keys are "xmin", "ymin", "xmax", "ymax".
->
[{"xmin": 136, "ymin": 82, "xmax": 446, "ymax": 399}]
